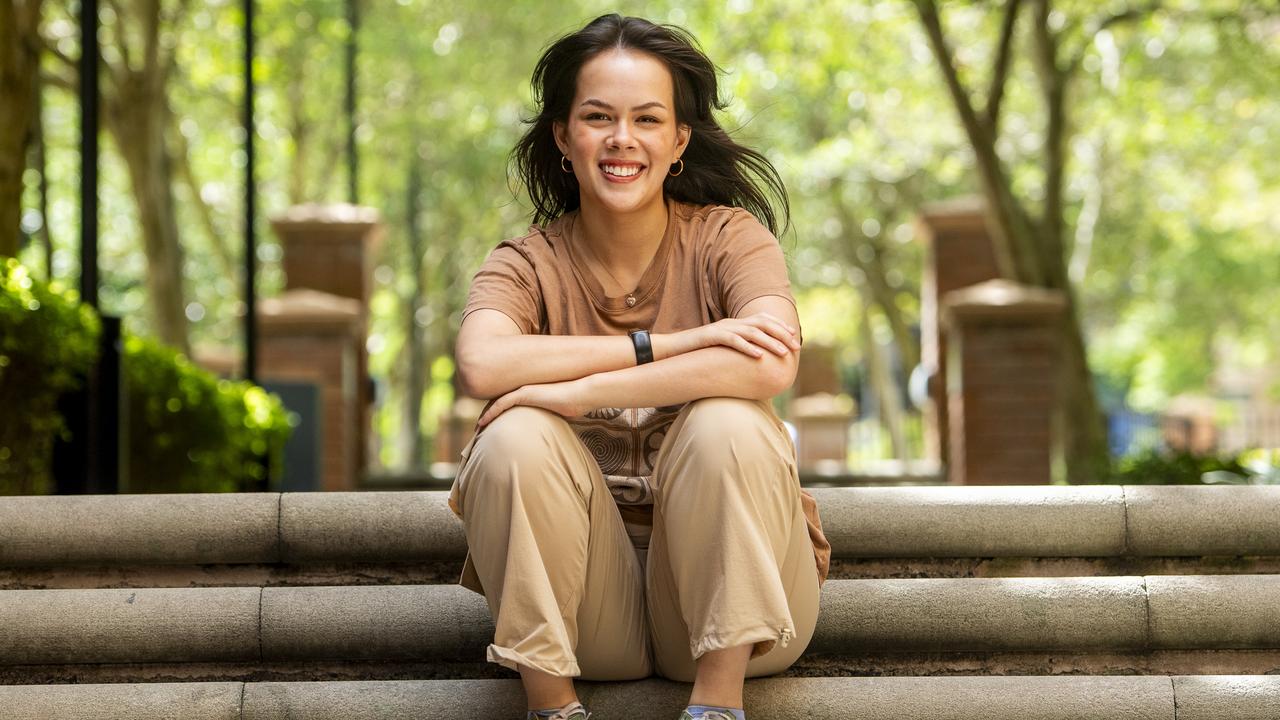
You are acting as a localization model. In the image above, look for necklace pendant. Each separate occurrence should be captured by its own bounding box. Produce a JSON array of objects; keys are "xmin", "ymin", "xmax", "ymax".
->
[{"xmin": 625, "ymin": 294, "xmax": 637, "ymax": 307}]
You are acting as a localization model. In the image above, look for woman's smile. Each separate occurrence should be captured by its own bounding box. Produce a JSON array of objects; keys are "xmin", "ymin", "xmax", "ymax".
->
[{"xmin": 600, "ymin": 161, "xmax": 646, "ymax": 183}]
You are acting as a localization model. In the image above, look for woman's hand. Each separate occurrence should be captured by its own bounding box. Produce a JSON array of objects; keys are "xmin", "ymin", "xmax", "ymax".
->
[
  {"xmin": 663, "ymin": 312, "xmax": 801, "ymax": 360},
  {"xmin": 476, "ymin": 379, "xmax": 595, "ymax": 429}
]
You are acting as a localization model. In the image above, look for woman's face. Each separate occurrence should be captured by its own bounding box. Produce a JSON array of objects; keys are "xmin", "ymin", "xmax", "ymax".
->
[{"xmin": 553, "ymin": 48, "xmax": 691, "ymax": 219}]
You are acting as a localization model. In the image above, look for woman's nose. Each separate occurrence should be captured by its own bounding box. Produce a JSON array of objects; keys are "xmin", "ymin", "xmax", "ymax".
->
[{"xmin": 608, "ymin": 121, "xmax": 636, "ymax": 148}]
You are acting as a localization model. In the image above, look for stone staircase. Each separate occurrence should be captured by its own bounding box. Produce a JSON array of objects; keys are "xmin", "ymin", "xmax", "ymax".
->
[{"xmin": 2, "ymin": 486, "xmax": 1278, "ymax": 718}]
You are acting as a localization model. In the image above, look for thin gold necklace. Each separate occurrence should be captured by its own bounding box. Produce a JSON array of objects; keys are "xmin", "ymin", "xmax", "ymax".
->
[{"xmin": 580, "ymin": 238, "xmax": 639, "ymax": 307}]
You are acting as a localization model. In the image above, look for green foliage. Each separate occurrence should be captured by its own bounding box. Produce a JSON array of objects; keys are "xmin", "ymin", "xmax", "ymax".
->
[
  {"xmin": 0, "ymin": 259, "xmax": 101, "ymax": 494},
  {"xmin": 1109, "ymin": 448, "xmax": 1251, "ymax": 485},
  {"xmin": 25, "ymin": 2, "xmax": 1280, "ymax": 469},
  {"xmin": 1202, "ymin": 449, "xmax": 1280, "ymax": 485},
  {"xmin": 123, "ymin": 335, "xmax": 292, "ymax": 493},
  {"xmin": 0, "ymin": 255, "xmax": 292, "ymax": 494}
]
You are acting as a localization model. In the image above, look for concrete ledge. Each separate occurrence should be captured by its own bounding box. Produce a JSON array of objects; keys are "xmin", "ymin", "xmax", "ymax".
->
[
  {"xmin": 6, "ymin": 577, "xmax": 1280, "ymax": 666},
  {"xmin": 240, "ymin": 676, "xmax": 1268, "ymax": 720},
  {"xmin": 1125, "ymin": 485, "xmax": 1280, "ymax": 556},
  {"xmin": 261, "ymin": 584, "xmax": 490, "ymax": 659},
  {"xmin": 3, "ymin": 486, "xmax": 1279, "ymax": 567},
  {"xmin": 279, "ymin": 491, "xmax": 463, "ymax": 563},
  {"xmin": 3, "ymin": 676, "xmax": 1277, "ymax": 719},
  {"xmin": 811, "ymin": 576, "xmax": 1147, "ymax": 653},
  {"xmin": 1148, "ymin": 574, "xmax": 1280, "ymax": 649},
  {"xmin": 1174, "ymin": 675, "xmax": 1280, "ymax": 719},
  {"xmin": 0, "ymin": 587, "xmax": 260, "ymax": 664},
  {"xmin": 0, "ymin": 493, "xmax": 279, "ymax": 566},
  {"xmin": 0, "ymin": 681, "xmax": 243, "ymax": 720},
  {"xmin": 0, "ymin": 676, "xmax": 1269, "ymax": 712},
  {"xmin": 812, "ymin": 485, "xmax": 1126, "ymax": 556}
]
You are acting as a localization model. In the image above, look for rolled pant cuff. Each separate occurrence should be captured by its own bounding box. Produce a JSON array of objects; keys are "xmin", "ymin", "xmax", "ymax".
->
[
  {"xmin": 691, "ymin": 623, "xmax": 795, "ymax": 661},
  {"xmin": 487, "ymin": 643, "xmax": 582, "ymax": 677}
]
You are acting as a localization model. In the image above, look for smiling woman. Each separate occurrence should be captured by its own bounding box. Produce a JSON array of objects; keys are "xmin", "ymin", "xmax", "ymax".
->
[{"xmin": 448, "ymin": 14, "xmax": 829, "ymax": 720}]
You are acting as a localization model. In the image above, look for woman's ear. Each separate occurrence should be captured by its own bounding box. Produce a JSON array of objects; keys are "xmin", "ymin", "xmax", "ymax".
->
[
  {"xmin": 675, "ymin": 123, "xmax": 692, "ymax": 159},
  {"xmin": 553, "ymin": 120, "xmax": 570, "ymax": 157}
]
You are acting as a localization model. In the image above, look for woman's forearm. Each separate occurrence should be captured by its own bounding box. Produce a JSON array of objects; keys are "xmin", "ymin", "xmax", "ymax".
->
[
  {"xmin": 579, "ymin": 344, "xmax": 797, "ymax": 409},
  {"xmin": 456, "ymin": 332, "xmax": 693, "ymax": 399}
]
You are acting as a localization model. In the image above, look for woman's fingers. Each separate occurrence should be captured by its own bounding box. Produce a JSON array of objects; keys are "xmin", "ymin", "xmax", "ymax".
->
[
  {"xmin": 749, "ymin": 327, "xmax": 790, "ymax": 355},
  {"xmin": 716, "ymin": 326, "xmax": 784, "ymax": 357},
  {"xmin": 737, "ymin": 335, "xmax": 765, "ymax": 357},
  {"xmin": 744, "ymin": 314, "xmax": 800, "ymax": 348},
  {"xmin": 698, "ymin": 316, "xmax": 800, "ymax": 359},
  {"xmin": 478, "ymin": 392, "xmax": 515, "ymax": 427}
]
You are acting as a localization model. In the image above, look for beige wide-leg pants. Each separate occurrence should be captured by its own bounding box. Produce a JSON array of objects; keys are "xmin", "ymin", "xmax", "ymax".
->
[{"xmin": 449, "ymin": 397, "xmax": 820, "ymax": 682}]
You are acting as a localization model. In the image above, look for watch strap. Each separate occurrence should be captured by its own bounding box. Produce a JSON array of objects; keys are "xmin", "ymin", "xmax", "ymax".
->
[{"xmin": 628, "ymin": 329, "xmax": 654, "ymax": 365}]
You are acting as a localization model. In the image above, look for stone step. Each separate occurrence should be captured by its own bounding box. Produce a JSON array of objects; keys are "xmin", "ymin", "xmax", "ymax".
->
[
  {"xmin": 3, "ymin": 576, "xmax": 1278, "ymax": 668},
  {"xmin": 2, "ymin": 486, "xmax": 1277, "ymax": 569},
  {"xmin": 1, "ymin": 676, "xmax": 1277, "ymax": 719}
]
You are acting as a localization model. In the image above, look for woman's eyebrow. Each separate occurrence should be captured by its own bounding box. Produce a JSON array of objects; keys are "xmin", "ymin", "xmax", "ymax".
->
[{"xmin": 580, "ymin": 98, "xmax": 668, "ymax": 111}]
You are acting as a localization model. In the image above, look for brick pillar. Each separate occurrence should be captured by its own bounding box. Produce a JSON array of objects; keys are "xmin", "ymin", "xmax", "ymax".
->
[
  {"xmin": 915, "ymin": 198, "xmax": 1003, "ymax": 469},
  {"xmin": 270, "ymin": 204, "xmax": 384, "ymax": 479},
  {"xmin": 789, "ymin": 344, "xmax": 854, "ymax": 473},
  {"xmin": 259, "ymin": 289, "xmax": 362, "ymax": 491},
  {"xmin": 942, "ymin": 280, "xmax": 1065, "ymax": 485}
]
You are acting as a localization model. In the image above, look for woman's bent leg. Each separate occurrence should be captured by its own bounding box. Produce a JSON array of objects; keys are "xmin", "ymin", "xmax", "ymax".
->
[
  {"xmin": 452, "ymin": 406, "xmax": 650, "ymax": 682},
  {"xmin": 646, "ymin": 397, "xmax": 820, "ymax": 683}
]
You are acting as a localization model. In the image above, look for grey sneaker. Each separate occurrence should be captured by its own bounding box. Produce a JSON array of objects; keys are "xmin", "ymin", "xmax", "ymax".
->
[
  {"xmin": 527, "ymin": 700, "xmax": 591, "ymax": 720},
  {"xmin": 679, "ymin": 709, "xmax": 739, "ymax": 720}
]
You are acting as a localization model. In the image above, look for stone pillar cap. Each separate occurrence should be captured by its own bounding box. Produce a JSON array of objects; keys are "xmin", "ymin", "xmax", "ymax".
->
[
  {"xmin": 942, "ymin": 279, "xmax": 1066, "ymax": 324},
  {"xmin": 791, "ymin": 392, "xmax": 857, "ymax": 419},
  {"xmin": 915, "ymin": 196, "xmax": 988, "ymax": 235},
  {"xmin": 259, "ymin": 289, "xmax": 362, "ymax": 334},
  {"xmin": 270, "ymin": 203, "xmax": 381, "ymax": 226}
]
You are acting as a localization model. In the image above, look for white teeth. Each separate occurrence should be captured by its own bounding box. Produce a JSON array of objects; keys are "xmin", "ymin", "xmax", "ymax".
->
[{"xmin": 602, "ymin": 165, "xmax": 641, "ymax": 177}]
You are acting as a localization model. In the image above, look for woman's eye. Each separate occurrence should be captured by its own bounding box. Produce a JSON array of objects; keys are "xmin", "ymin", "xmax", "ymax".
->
[
  {"xmin": 639, "ymin": 116, "xmax": 660, "ymax": 123},
  {"xmin": 586, "ymin": 112, "xmax": 608, "ymax": 121}
]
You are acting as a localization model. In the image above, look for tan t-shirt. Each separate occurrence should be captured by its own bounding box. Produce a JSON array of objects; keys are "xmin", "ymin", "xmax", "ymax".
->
[{"xmin": 459, "ymin": 198, "xmax": 831, "ymax": 587}]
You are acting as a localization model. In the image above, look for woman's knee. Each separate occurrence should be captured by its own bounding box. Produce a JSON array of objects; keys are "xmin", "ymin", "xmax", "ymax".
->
[
  {"xmin": 469, "ymin": 406, "xmax": 567, "ymax": 460},
  {"xmin": 666, "ymin": 397, "xmax": 789, "ymax": 473},
  {"xmin": 460, "ymin": 406, "xmax": 578, "ymax": 495},
  {"xmin": 680, "ymin": 397, "xmax": 776, "ymax": 439}
]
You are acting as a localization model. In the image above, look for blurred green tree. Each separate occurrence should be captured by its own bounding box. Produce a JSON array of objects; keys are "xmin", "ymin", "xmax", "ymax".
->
[
  {"xmin": 0, "ymin": 0, "xmax": 45, "ymax": 258},
  {"xmin": 10, "ymin": 1, "xmax": 1280, "ymax": 473}
]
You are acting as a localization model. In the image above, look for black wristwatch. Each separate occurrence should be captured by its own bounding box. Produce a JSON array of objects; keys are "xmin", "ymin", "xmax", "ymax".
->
[{"xmin": 628, "ymin": 329, "xmax": 654, "ymax": 365}]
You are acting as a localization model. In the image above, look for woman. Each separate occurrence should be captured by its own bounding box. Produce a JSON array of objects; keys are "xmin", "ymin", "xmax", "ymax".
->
[{"xmin": 448, "ymin": 14, "xmax": 831, "ymax": 720}]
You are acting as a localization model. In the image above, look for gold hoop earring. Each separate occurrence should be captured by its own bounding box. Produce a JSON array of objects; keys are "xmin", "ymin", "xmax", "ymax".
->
[
  {"xmin": 561, "ymin": 155, "xmax": 572, "ymax": 173},
  {"xmin": 668, "ymin": 158, "xmax": 684, "ymax": 177}
]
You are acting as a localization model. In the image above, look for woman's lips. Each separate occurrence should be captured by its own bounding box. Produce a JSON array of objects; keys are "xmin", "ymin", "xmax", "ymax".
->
[{"xmin": 600, "ymin": 164, "xmax": 645, "ymax": 183}]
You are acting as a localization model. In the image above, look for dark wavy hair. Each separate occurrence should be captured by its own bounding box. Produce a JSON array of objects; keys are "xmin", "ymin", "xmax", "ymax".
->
[{"xmin": 510, "ymin": 14, "xmax": 789, "ymax": 236}]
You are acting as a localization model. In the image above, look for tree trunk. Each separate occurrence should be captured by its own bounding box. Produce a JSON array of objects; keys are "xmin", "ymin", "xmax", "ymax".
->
[
  {"xmin": 915, "ymin": 0, "xmax": 1113, "ymax": 483},
  {"xmin": 106, "ymin": 73, "xmax": 190, "ymax": 355},
  {"xmin": 173, "ymin": 127, "xmax": 236, "ymax": 283},
  {"xmin": 398, "ymin": 152, "xmax": 426, "ymax": 470},
  {"xmin": 1030, "ymin": 0, "xmax": 1111, "ymax": 482},
  {"xmin": 1058, "ymin": 288, "xmax": 1110, "ymax": 483},
  {"xmin": 0, "ymin": 0, "xmax": 44, "ymax": 258},
  {"xmin": 33, "ymin": 69, "xmax": 52, "ymax": 278},
  {"xmin": 860, "ymin": 300, "xmax": 908, "ymax": 460},
  {"xmin": 830, "ymin": 184, "xmax": 921, "ymax": 373}
]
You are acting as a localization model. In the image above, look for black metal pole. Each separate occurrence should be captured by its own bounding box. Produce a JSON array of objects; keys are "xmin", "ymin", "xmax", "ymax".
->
[
  {"xmin": 346, "ymin": 0, "xmax": 359, "ymax": 204},
  {"xmin": 55, "ymin": 0, "xmax": 113, "ymax": 495},
  {"xmin": 79, "ymin": 0, "xmax": 99, "ymax": 308},
  {"xmin": 243, "ymin": 0, "xmax": 257, "ymax": 384}
]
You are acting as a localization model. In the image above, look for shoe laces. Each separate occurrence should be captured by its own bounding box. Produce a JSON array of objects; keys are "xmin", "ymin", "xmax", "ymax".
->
[
  {"xmin": 528, "ymin": 700, "xmax": 590, "ymax": 720},
  {"xmin": 683, "ymin": 710, "xmax": 738, "ymax": 720}
]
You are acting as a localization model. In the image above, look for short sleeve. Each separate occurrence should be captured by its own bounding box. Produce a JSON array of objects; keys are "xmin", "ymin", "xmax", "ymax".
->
[
  {"xmin": 461, "ymin": 241, "xmax": 542, "ymax": 335},
  {"xmin": 710, "ymin": 210, "xmax": 796, "ymax": 318}
]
